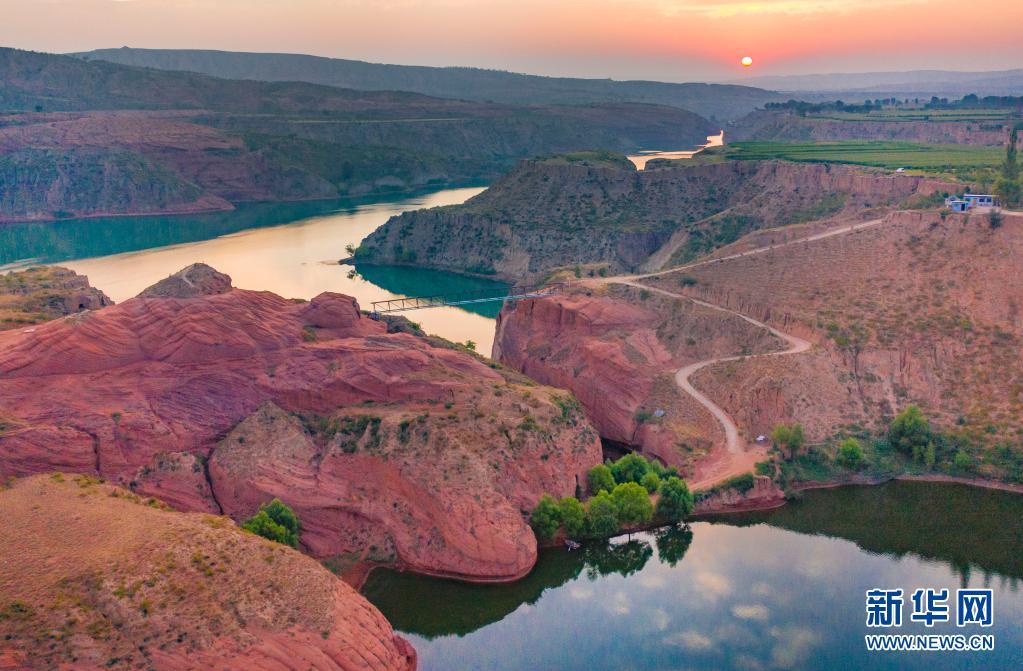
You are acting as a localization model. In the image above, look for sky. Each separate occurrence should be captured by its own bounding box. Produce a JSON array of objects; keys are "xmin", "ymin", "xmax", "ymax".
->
[{"xmin": 3, "ymin": 0, "xmax": 1023, "ymax": 82}]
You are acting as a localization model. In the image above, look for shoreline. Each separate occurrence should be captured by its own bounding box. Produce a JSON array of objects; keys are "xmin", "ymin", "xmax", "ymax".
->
[{"xmin": 350, "ymin": 472, "xmax": 1023, "ymax": 591}]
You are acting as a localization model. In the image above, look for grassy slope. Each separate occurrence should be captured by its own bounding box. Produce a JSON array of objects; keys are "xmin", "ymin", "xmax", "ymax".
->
[{"xmin": 726, "ymin": 140, "xmax": 1002, "ymax": 171}]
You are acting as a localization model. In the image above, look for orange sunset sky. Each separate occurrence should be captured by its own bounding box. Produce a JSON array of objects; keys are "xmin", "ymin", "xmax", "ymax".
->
[{"xmin": 4, "ymin": 0, "xmax": 1023, "ymax": 81}]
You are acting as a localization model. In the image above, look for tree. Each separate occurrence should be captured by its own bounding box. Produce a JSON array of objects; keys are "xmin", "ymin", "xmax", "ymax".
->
[
  {"xmin": 996, "ymin": 128, "xmax": 1021, "ymax": 207},
  {"xmin": 609, "ymin": 453, "xmax": 653, "ymax": 485},
  {"xmin": 585, "ymin": 491, "xmax": 619, "ymax": 538},
  {"xmin": 640, "ymin": 471, "xmax": 662, "ymax": 493},
  {"xmin": 587, "ymin": 464, "xmax": 615, "ymax": 495},
  {"xmin": 529, "ymin": 495, "xmax": 562, "ymax": 541},
  {"xmin": 654, "ymin": 525, "xmax": 693, "ymax": 567},
  {"xmin": 242, "ymin": 499, "xmax": 301, "ymax": 547},
  {"xmin": 611, "ymin": 482, "xmax": 653, "ymax": 528},
  {"xmin": 889, "ymin": 405, "xmax": 930, "ymax": 460},
  {"xmin": 558, "ymin": 497, "xmax": 586, "ymax": 538},
  {"xmin": 655, "ymin": 476, "xmax": 694, "ymax": 523},
  {"xmin": 836, "ymin": 437, "xmax": 865, "ymax": 470},
  {"xmin": 771, "ymin": 422, "xmax": 806, "ymax": 460}
]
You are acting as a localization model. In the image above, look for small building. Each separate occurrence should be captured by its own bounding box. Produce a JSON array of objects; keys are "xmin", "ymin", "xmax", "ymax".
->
[
  {"xmin": 963, "ymin": 194, "xmax": 996, "ymax": 208},
  {"xmin": 946, "ymin": 198, "xmax": 971, "ymax": 213}
]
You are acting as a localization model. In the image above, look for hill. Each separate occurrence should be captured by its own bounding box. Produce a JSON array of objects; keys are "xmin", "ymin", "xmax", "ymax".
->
[
  {"xmin": 0, "ymin": 48, "xmax": 714, "ymax": 221},
  {"xmin": 494, "ymin": 209, "xmax": 1023, "ymax": 491},
  {"xmin": 354, "ymin": 155, "xmax": 951, "ymax": 280},
  {"xmin": 0, "ymin": 266, "xmax": 111, "ymax": 330},
  {"xmin": 0, "ymin": 473, "xmax": 415, "ymax": 671},
  {"xmin": 72, "ymin": 47, "xmax": 784, "ymax": 121}
]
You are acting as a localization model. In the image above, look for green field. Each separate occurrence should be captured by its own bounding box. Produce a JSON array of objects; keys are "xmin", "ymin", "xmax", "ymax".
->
[{"xmin": 727, "ymin": 140, "xmax": 1002, "ymax": 171}]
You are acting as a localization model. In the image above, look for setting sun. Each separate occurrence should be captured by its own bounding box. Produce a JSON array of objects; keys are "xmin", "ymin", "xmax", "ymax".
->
[{"xmin": 741, "ymin": 55, "xmax": 753, "ymax": 67}]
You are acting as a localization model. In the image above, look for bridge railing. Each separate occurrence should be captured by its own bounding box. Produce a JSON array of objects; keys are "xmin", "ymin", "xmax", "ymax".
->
[{"xmin": 370, "ymin": 283, "xmax": 563, "ymax": 315}]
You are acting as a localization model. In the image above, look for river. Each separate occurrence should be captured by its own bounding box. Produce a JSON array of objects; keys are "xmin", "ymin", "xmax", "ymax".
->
[
  {"xmin": 627, "ymin": 131, "xmax": 726, "ymax": 170},
  {"xmin": 363, "ymin": 481, "xmax": 1023, "ymax": 670},
  {"xmin": 0, "ymin": 187, "xmax": 512, "ymax": 352}
]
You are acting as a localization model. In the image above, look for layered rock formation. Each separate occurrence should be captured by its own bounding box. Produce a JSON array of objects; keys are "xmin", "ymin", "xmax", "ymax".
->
[
  {"xmin": 0, "ymin": 266, "xmax": 112, "ymax": 331},
  {"xmin": 0, "ymin": 265, "xmax": 602, "ymax": 581},
  {"xmin": 0, "ymin": 474, "xmax": 416, "ymax": 671},
  {"xmin": 357, "ymin": 156, "xmax": 949, "ymax": 280},
  {"xmin": 493, "ymin": 283, "xmax": 781, "ymax": 475}
]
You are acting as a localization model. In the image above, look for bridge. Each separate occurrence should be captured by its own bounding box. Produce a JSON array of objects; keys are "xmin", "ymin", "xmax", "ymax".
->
[{"xmin": 370, "ymin": 283, "xmax": 562, "ymax": 315}]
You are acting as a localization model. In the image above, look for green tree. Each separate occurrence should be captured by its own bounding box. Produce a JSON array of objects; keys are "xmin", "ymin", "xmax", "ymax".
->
[
  {"xmin": 558, "ymin": 497, "xmax": 586, "ymax": 538},
  {"xmin": 609, "ymin": 453, "xmax": 653, "ymax": 485},
  {"xmin": 889, "ymin": 405, "xmax": 930, "ymax": 460},
  {"xmin": 529, "ymin": 494, "xmax": 562, "ymax": 541},
  {"xmin": 640, "ymin": 471, "xmax": 662, "ymax": 493},
  {"xmin": 587, "ymin": 464, "xmax": 615, "ymax": 495},
  {"xmin": 655, "ymin": 476, "xmax": 694, "ymax": 523},
  {"xmin": 771, "ymin": 422, "xmax": 805, "ymax": 460},
  {"xmin": 611, "ymin": 482, "xmax": 654, "ymax": 528},
  {"xmin": 585, "ymin": 491, "xmax": 620, "ymax": 538},
  {"xmin": 242, "ymin": 499, "xmax": 301, "ymax": 547},
  {"xmin": 836, "ymin": 437, "xmax": 865, "ymax": 470},
  {"xmin": 996, "ymin": 128, "xmax": 1020, "ymax": 207}
]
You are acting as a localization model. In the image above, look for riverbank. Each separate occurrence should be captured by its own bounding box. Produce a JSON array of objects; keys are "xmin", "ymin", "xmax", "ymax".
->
[{"xmin": 349, "ymin": 470, "xmax": 1023, "ymax": 591}]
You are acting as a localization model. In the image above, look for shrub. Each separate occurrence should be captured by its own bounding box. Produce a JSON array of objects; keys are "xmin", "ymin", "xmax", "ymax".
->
[
  {"xmin": 243, "ymin": 499, "xmax": 300, "ymax": 548},
  {"xmin": 836, "ymin": 437, "xmax": 865, "ymax": 470},
  {"xmin": 639, "ymin": 471, "xmax": 661, "ymax": 493},
  {"xmin": 678, "ymin": 275, "xmax": 698, "ymax": 287},
  {"xmin": 611, "ymin": 482, "xmax": 653, "ymax": 528},
  {"xmin": 655, "ymin": 476, "xmax": 694, "ymax": 523},
  {"xmin": 587, "ymin": 464, "xmax": 615, "ymax": 495},
  {"xmin": 585, "ymin": 491, "xmax": 619, "ymax": 538},
  {"xmin": 558, "ymin": 497, "xmax": 586, "ymax": 537},
  {"xmin": 529, "ymin": 495, "xmax": 562, "ymax": 541},
  {"xmin": 610, "ymin": 453, "xmax": 654, "ymax": 485},
  {"xmin": 953, "ymin": 450, "xmax": 973, "ymax": 472},
  {"xmin": 771, "ymin": 422, "xmax": 805, "ymax": 459},
  {"xmin": 889, "ymin": 405, "xmax": 930, "ymax": 460}
]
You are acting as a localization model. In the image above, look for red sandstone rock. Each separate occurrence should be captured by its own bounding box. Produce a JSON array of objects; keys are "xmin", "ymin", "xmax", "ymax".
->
[{"xmin": 0, "ymin": 268, "xmax": 602, "ymax": 582}]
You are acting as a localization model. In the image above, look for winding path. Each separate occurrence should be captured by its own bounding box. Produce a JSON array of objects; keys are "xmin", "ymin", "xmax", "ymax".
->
[{"xmin": 593, "ymin": 216, "xmax": 886, "ymax": 487}]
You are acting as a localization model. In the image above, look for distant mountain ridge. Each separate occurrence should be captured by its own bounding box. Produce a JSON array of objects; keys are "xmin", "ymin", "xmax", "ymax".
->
[
  {"xmin": 735, "ymin": 68, "xmax": 1023, "ymax": 95},
  {"xmin": 0, "ymin": 47, "xmax": 714, "ymax": 222},
  {"xmin": 72, "ymin": 47, "xmax": 784, "ymax": 121}
]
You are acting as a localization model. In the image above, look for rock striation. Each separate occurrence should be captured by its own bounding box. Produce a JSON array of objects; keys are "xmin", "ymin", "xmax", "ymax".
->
[{"xmin": 0, "ymin": 267, "xmax": 602, "ymax": 582}]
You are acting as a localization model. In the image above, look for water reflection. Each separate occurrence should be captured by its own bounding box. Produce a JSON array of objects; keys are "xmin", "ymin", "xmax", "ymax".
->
[
  {"xmin": 627, "ymin": 131, "xmax": 725, "ymax": 170},
  {"xmin": 363, "ymin": 481, "xmax": 1023, "ymax": 671}
]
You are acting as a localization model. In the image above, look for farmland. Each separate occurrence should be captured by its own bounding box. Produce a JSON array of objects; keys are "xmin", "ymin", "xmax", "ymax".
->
[{"xmin": 724, "ymin": 140, "xmax": 1002, "ymax": 171}]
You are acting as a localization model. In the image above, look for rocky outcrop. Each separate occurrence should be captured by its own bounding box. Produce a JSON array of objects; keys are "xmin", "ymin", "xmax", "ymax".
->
[
  {"xmin": 0, "ymin": 266, "xmax": 112, "ymax": 331},
  {"xmin": 0, "ymin": 474, "xmax": 415, "ymax": 671},
  {"xmin": 357, "ymin": 157, "xmax": 951, "ymax": 280},
  {"xmin": 0, "ymin": 267, "xmax": 602, "ymax": 582},
  {"xmin": 494, "ymin": 284, "xmax": 781, "ymax": 473}
]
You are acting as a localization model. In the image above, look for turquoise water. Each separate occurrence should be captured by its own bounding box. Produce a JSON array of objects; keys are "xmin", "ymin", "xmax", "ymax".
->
[
  {"xmin": 0, "ymin": 187, "xmax": 510, "ymax": 351},
  {"xmin": 363, "ymin": 481, "xmax": 1023, "ymax": 670}
]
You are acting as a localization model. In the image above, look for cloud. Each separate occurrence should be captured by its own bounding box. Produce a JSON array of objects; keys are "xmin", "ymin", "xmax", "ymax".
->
[
  {"xmin": 732, "ymin": 604, "xmax": 770, "ymax": 621},
  {"xmin": 663, "ymin": 630, "xmax": 715, "ymax": 651},
  {"xmin": 769, "ymin": 626, "xmax": 822, "ymax": 669},
  {"xmin": 694, "ymin": 571, "xmax": 733, "ymax": 600},
  {"xmin": 651, "ymin": 607, "xmax": 671, "ymax": 631}
]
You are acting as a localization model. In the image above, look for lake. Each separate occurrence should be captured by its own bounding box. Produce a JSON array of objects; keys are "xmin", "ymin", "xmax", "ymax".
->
[
  {"xmin": 0, "ymin": 187, "xmax": 511, "ymax": 352},
  {"xmin": 363, "ymin": 481, "xmax": 1023, "ymax": 670}
]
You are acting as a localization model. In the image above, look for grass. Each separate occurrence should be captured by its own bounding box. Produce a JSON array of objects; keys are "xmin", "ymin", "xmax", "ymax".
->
[
  {"xmin": 810, "ymin": 108, "xmax": 1018, "ymax": 123},
  {"xmin": 727, "ymin": 140, "xmax": 1002, "ymax": 171}
]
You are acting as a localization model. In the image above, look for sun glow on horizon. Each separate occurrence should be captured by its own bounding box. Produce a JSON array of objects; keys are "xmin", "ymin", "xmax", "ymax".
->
[{"xmin": 741, "ymin": 56, "xmax": 754, "ymax": 67}]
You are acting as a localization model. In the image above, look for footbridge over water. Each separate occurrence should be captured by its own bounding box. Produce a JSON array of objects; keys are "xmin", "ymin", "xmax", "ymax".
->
[{"xmin": 370, "ymin": 283, "xmax": 563, "ymax": 316}]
